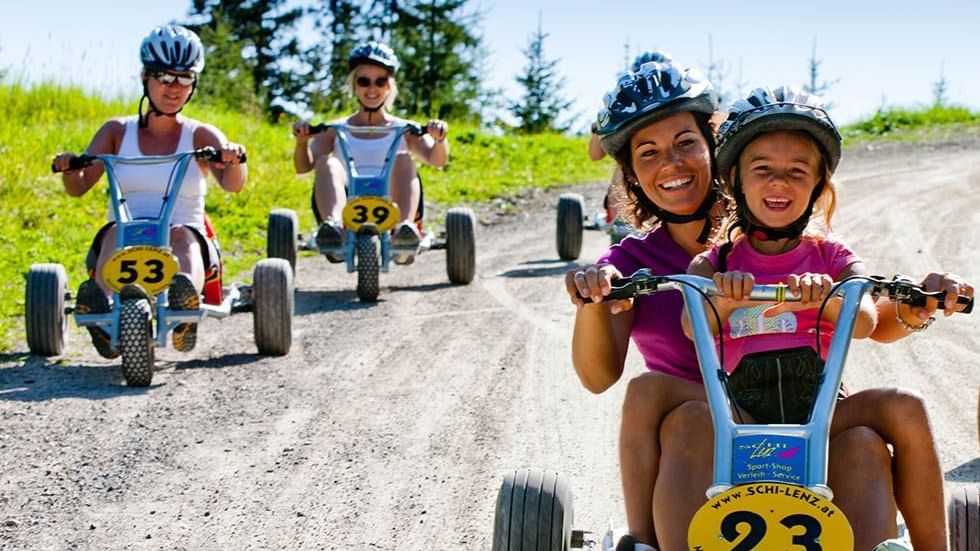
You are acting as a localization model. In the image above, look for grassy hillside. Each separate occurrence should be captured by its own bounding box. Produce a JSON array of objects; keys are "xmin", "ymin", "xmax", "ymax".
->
[{"xmin": 0, "ymin": 83, "xmax": 612, "ymax": 351}]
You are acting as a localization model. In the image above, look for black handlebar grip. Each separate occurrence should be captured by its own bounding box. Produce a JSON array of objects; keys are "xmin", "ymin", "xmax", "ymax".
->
[
  {"xmin": 907, "ymin": 292, "xmax": 974, "ymax": 314},
  {"xmin": 309, "ymin": 123, "xmax": 328, "ymax": 135},
  {"xmin": 196, "ymin": 148, "xmax": 247, "ymax": 164},
  {"xmin": 577, "ymin": 278, "xmax": 637, "ymax": 304},
  {"xmin": 51, "ymin": 155, "xmax": 94, "ymax": 173}
]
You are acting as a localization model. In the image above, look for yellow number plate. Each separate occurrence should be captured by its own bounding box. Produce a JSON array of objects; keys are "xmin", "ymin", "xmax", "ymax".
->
[
  {"xmin": 102, "ymin": 246, "xmax": 179, "ymax": 295},
  {"xmin": 688, "ymin": 482, "xmax": 852, "ymax": 550},
  {"xmin": 342, "ymin": 196, "xmax": 400, "ymax": 233}
]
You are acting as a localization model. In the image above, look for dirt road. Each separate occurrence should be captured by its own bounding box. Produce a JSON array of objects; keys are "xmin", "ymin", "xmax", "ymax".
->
[{"xmin": 1, "ymin": 140, "xmax": 978, "ymax": 550}]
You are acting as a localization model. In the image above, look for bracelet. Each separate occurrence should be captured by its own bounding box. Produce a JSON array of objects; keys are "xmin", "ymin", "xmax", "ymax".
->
[{"xmin": 894, "ymin": 301, "xmax": 934, "ymax": 332}]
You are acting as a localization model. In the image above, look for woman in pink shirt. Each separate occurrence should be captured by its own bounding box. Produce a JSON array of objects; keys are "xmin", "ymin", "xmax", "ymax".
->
[{"xmin": 566, "ymin": 60, "xmax": 973, "ymax": 550}]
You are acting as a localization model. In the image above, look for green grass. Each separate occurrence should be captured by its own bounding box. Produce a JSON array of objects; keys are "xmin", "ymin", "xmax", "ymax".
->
[
  {"xmin": 0, "ymin": 82, "xmax": 611, "ymax": 351},
  {"xmin": 842, "ymin": 104, "xmax": 980, "ymax": 144}
]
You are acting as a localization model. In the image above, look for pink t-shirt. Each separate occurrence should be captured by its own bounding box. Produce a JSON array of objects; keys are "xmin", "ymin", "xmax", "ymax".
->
[
  {"xmin": 702, "ymin": 236, "xmax": 861, "ymax": 374},
  {"xmin": 597, "ymin": 226, "xmax": 702, "ymax": 381}
]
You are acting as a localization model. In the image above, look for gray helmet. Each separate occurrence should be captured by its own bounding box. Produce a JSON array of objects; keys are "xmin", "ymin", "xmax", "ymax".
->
[
  {"xmin": 595, "ymin": 59, "xmax": 717, "ymax": 158},
  {"xmin": 139, "ymin": 25, "xmax": 205, "ymax": 73},
  {"xmin": 716, "ymin": 85, "xmax": 842, "ymax": 180},
  {"xmin": 348, "ymin": 41, "xmax": 400, "ymax": 74},
  {"xmin": 630, "ymin": 50, "xmax": 672, "ymax": 73}
]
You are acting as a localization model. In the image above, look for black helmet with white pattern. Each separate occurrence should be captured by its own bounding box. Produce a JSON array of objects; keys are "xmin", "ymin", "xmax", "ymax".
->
[
  {"xmin": 716, "ymin": 85, "xmax": 841, "ymax": 181},
  {"xmin": 348, "ymin": 41, "xmax": 400, "ymax": 74},
  {"xmin": 139, "ymin": 25, "xmax": 205, "ymax": 73},
  {"xmin": 595, "ymin": 58, "xmax": 717, "ymax": 158},
  {"xmin": 630, "ymin": 50, "xmax": 672, "ymax": 73}
]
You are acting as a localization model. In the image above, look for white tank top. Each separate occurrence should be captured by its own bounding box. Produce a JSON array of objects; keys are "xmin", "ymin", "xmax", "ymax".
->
[
  {"xmin": 333, "ymin": 129, "xmax": 408, "ymax": 176},
  {"xmin": 111, "ymin": 116, "xmax": 207, "ymax": 229}
]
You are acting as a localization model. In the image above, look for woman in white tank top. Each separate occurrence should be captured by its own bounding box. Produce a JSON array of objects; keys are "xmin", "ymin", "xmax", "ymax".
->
[
  {"xmin": 52, "ymin": 25, "xmax": 247, "ymax": 356},
  {"xmin": 291, "ymin": 41, "xmax": 450, "ymax": 253}
]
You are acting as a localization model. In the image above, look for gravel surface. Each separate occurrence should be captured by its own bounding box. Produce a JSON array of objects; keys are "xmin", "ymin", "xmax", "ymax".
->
[{"xmin": 1, "ymin": 139, "xmax": 978, "ymax": 550}]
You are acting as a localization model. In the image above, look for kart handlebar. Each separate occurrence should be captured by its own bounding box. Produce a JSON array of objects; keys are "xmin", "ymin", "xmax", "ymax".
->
[
  {"xmin": 308, "ymin": 122, "xmax": 428, "ymax": 136},
  {"xmin": 51, "ymin": 147, "xmax": 247, "ymax": 173},
  {"xmin": 581, "ymin": 269, "xmax": 974, "ymax": 314}
]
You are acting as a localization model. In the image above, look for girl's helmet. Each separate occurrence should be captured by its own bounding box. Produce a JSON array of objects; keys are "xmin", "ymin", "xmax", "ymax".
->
[
  {"xmin": 348, "ymin": 41, "xmax": 400, "ymax": 74},
  {"xmin": 630, "ymin": 50, "xmax": 672, "ymax": 73},
  {"xmin": 716, "ymin": 85, "xmax": 841, "ymax": 181},
  {"xmin": 715, "ymin": 86, "xmax": 842, "ymax": 242},
  {"xmin": 595, "ymin": 57, "xmax": 717, "ymax": 159},
  {"xmin": 139, "ymin": 25, "xmax": 205, "ymax": 73}
]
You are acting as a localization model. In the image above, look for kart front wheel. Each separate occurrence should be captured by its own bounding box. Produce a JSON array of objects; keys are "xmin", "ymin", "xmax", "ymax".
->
[
  {"xmin": 949, "ymin": 486, "xmax": 980, "ymax": 551},
  {"xmin": 119, "ymin": 298, "xmax": 154, "ymax": 387},
  {"xmin": 25, "ymin": 263, "xmax": 68, "ymax": 356},
  {"xmin": 253, "ymin": 258, "xmax": 293, "ymax": 355},
  {"xmin": 356, "ymin": 233, "xmax": 380, "ymax": 302},
  {"xmin": 267, "ymin": 208, "xmax": 299, "ymax": 275},
  {"xmin": 556, "ymin": 193, "xmax": 584, "ymax": 261},
  {"xmin": 492, "ymin": 468, "xmax": 573, "ymax": 551},
  {"xmin": 446, "ymin": 207, "xmax": 476, "ymax": 284}
]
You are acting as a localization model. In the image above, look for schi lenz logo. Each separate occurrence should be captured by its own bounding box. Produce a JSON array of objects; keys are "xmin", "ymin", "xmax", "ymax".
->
[{"xmin": 744, "ymin": 438, "xmax": 801, "ymax": 460}]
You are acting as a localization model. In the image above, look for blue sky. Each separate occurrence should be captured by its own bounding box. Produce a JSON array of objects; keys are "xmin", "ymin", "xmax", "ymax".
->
[{"xmin": 3, "ymin": 0, "xmax": 978, "ymax": 130}]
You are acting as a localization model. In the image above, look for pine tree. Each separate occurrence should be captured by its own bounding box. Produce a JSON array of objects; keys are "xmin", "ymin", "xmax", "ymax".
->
[
  {"xmin": 193, "ymin": 9, "xmax": 260, "ymax": 115},
  {"xmin": 306, "ymin": 0, "xmax": 364, "ymax": 114},
  {"xmin": 509, "ymin": 15, "xmax": 573, "ymax": 134},
  {"xmin": 186, "ymin": 0, "xmax": 307, "ymax": 120},
  {"xmin": 387, "ymin": 0, "xmax": 485, "ymax": 121},
  {"xmin": 932, "ymin": 60, "xmax": 949, "ymax": 107},
  {"xmin": 802, "ymin": 37, "xmax": 839, "ymax": 107}
]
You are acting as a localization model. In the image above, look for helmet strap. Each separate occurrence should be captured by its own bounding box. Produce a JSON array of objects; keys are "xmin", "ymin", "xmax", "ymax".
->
[
  {"xmin": 138, "ymin": 79, "xmax": 194, "ymax": 128},
  {"xmin": 634, "ymin": 181, "xmax": 719, "ymax": 244}
]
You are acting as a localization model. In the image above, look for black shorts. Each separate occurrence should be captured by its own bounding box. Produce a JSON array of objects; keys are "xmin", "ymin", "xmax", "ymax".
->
[
  {"xmin": 86, "ymin": 221, "xmax": 219, "ymax": 276},
  {"xmin": 726, "ymin": 346, "xmax": 826, "ymax": 424}
]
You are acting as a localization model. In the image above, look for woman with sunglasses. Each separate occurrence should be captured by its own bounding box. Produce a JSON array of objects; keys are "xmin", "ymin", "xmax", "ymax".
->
[
  {"xmin": 52, "ymin": 25, "xmax": 247, "ymax": 357},
  {"xmin": 292, "ymin": 41, "xmax": 449, "ymax": 258}
]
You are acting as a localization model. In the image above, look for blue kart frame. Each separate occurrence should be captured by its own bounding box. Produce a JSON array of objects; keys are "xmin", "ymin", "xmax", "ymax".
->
[{"xmin": 27, "ymin": 148, "xmax": 293, "ymax": 387}]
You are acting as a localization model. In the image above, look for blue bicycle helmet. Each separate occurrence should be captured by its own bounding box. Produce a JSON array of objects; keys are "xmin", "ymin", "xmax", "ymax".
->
[
  {"xmin": 596, "ymin": 58, "xmax": 717, "ymax": 159},
  {"xmin": 716, "ymin": 85, "xmax": 841, "ymax": 180},
  {"xmin": 139, "ymin": 25, "xmax": 205, "ymax": 73},
  {"xmin": 348, "ymin": 41, "xmax": 400, "ymax": 74},
  {"xmin": 630, "ymin": 50, "xmax": 672, "ymax": 72}
]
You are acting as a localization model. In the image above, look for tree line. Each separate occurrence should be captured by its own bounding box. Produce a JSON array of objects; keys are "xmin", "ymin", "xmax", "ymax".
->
[{"xmin": 182, "ymin": 0, "xmax": 573, "ymax": 133}]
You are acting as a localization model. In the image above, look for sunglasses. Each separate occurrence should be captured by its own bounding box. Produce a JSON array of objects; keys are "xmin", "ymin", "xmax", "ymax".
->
[
  {"xmin": 355, "ymin": 76, "xmax": 389, "ymax": 88},
  {"xmin": 151, "ymin": 71, "xmax": 196, "ymax": 87}
]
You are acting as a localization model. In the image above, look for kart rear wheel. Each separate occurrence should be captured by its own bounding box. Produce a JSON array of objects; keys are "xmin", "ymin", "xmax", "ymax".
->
[
  {"xmin": 492, "ymin": 468, "xmax": 573, "ymax": 551},
  {"xmin": 267, "ymin": 208, "xmax": 298, "ymax": 275},
  {"xmin": 253, "ymin": 258, "xmax": 293, "ymax": 356},
  {"xmin": 949, "ymin": 486, "xmax": 980, "ymax": 551},
  {"xmin": 119, "ymin": 298, "xmax": 154, "ymax": 387},
  {"xmin": 446, "ymin": 207, "xmax": 476, "ymax": 284},
  {"xmin": 556, "ymin": 193, "xmax": 584, "ymax": 261},
  {"xmin": 25, "ymin": 263, "xmax": 68, "ymax": 356},
  {"xmin": 356, "ymin": 233, "xmax": 380, "ymax": 302}
]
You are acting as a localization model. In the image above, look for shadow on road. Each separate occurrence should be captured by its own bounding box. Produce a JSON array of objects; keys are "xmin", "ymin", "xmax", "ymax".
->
[
  {"xmin": 946, "ymin": 457, "xmax": 980, "ymax": 483},
  {"xmin": 499, "ymin": 259, "xmax": 582, "ymax": 279},
  {"xmin": 294, "ymin": 289, "xmax": 381, "ymax": 316},
  {"xmin": 0, "ymin": 354, "xmax": 153, "ymax": 402},
  {"xmin": 173, "ymin": 353, "xmax": 264, "ymax": 371},
  {"xmin": 387, "ymin": 282, "xmax": 454, "ymax": 293}
]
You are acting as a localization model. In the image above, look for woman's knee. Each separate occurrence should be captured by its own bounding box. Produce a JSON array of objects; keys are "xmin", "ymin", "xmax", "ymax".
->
[
  {"xmin": 660, "ymin": 400, "xmax": 713, "ymax": 451},
  {"xmin": 622, "ymin": 373, "xmax": 699, "ymax": 422},
  {"xmin": 830, "ymin": 426, "xmax": 891, "ymax": 471}
]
